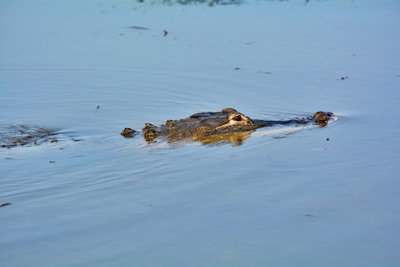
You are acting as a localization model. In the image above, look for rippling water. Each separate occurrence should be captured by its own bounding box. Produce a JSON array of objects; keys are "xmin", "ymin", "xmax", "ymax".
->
[{"xmin": 1, "ymin": 1, "xmax": 400, "ymax": 266}]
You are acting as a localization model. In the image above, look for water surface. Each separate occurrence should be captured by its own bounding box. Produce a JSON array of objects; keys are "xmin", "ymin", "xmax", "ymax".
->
[{"xmin": 1, "ymin": 1, "xmax": 400, "ymax": 266}]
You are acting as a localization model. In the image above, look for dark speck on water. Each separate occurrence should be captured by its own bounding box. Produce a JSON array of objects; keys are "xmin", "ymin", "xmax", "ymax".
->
[
  {"xmin": 258, "ymin": 71, "xmax": 272, "ymax": 74},
  {"xmin": 127, "ymin": 25, "xmax": 149, "ymax": 30}
]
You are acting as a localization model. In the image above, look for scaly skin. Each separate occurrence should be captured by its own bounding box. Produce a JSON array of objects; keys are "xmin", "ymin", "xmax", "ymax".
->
[{"xmin": 121, "ymin": 108, "xmax": 334, "ymax": 144}]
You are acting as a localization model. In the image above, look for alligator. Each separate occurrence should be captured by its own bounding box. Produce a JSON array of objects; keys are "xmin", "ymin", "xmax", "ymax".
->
[
  {"xmin": 121, "ymin": 108, "xmax": 334, "ymax": 145},
  {"xmin": 0, "ymin": 109, "xmax": 333, "ymax": 148}
]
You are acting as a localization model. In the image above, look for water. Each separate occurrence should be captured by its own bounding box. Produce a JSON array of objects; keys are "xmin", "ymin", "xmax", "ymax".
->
[{"xmin": 1, "ymin": 1, "xmax": 400, "ymax": 266}]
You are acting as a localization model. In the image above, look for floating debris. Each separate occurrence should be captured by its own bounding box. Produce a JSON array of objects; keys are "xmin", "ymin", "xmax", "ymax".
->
[{"xmin": 127, "ymin": 26, "xmax": 150, "ymax": 30}]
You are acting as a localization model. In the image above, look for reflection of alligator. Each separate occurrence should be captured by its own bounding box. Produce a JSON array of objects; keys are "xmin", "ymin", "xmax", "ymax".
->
[{"xmin": 121, "ymin": 108, "xmax": 334, "ymax": 145}]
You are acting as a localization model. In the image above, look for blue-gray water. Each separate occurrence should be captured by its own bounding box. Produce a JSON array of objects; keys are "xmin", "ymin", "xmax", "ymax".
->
[{"xmin": 1, "ymin": 1, "xmax": 399, "ymax": 266}]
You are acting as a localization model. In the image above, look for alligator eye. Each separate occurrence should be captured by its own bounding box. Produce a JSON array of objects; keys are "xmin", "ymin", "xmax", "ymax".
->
[{"xmin": 232, "ymin": 115, "xmax": 242, "ymax": 121}]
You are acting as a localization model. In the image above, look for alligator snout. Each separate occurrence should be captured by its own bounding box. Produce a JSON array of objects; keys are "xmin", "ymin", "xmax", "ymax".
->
[{"xmin": 313, "ymin": 111, "xmax": 334, "ymax": 126}]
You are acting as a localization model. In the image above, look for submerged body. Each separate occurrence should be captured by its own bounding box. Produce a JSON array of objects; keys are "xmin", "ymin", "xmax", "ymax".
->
[
  {"xmin": 121, "ymin": 108, "xmax": 334, "ymax": 145},
  {"xmin": 0, "ymin": 125, "xmax": 58, "ymax": 148}
]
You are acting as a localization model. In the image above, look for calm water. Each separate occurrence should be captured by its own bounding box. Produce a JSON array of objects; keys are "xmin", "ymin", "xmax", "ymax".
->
[{"xmin": 1, "ymin": 1, "xmax": 400, "ymax": 266}]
